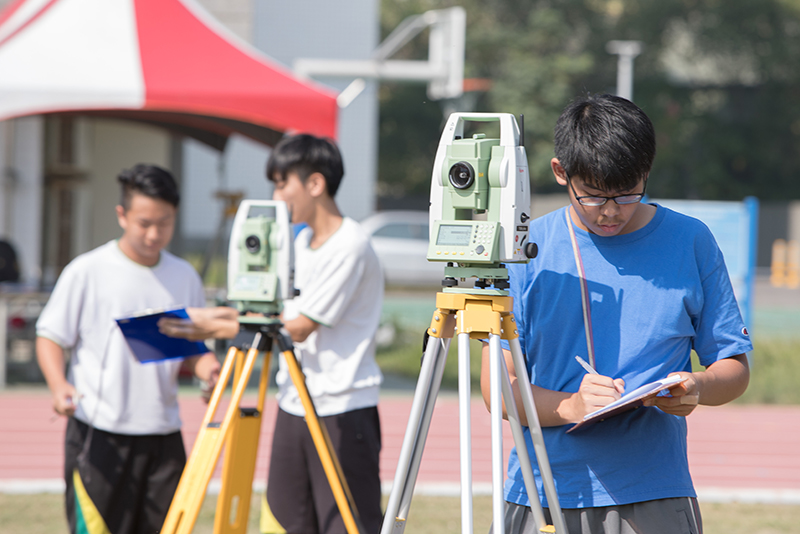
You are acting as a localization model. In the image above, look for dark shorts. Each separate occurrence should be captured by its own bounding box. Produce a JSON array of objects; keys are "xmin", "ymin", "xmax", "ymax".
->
[
  {"xmin": 492, "ymin": 499, "xmax": 703, "ymax": 534},
  {"xmin": 266, "ymin": 406, "xmax": 383, "ymax": 534},
  {"xmin": 65, "ymin": 417, "xmax": 187, "ymax": 534}
]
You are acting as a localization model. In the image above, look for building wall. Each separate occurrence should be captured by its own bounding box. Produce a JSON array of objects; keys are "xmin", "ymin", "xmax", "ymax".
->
[
  {"xmin": 180, "ymin": 135, "xmax": 272, "ymax": 248},
  {"xmin": 0, "ymin": 117, "xmax": 43, "ymax": 284},
  {"xmin": 789, "ymin": 203, "xmax": 800, "ymax": 244},
  {"xmin": 182, "ymin": 0, "xmax": 273, "ymax": 253},
  {"xmin": 195, "ymin": 0, "xmax": 251, "ymax": 42},
  {"xmin": 180, "ymin": 0, "xmax": 382, "ymax": 255},
  {"xmin": 254, "ymin": 0, "xmax": 380, "ymax": 221},
  {"xmin": 169, "ymin": 0, "xmax": 381, "ymax": 258},
  {"xmin": 36, "ymin": 118, "xmax": 171, "ymax": 285},
  {"xmin": 88, "ymin": 120, "xmax": 171, "ymax": 247}
]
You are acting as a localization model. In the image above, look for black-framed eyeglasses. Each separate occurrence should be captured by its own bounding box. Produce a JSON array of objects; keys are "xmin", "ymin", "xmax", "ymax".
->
[{"xmin": 567, "ymin": 177, "xmax": 647, "ymax": 207}]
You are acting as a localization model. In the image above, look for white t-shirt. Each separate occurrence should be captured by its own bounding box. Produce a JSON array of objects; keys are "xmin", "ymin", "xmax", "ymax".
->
[
  {"xmin": 277, "ymin": 217, "xmax": 384, "ymax": 417},
  {"xmin": 36, "ymin": 240, "xmax": 206, "ymax": 435}
]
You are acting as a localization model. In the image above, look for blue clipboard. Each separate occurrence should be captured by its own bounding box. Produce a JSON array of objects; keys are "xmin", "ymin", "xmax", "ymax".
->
[{"xmin": 116, "ymin": 308, "xmax": 208, "ymax": 363}]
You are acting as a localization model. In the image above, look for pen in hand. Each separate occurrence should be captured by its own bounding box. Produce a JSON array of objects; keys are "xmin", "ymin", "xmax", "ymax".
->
[
  {"xmin": 575, "ymin": 355, "xmax": 598, "ymax": 375},
  {"xmin": 575, "ymin": 355, "xmax": 626, "ymax": 396}
]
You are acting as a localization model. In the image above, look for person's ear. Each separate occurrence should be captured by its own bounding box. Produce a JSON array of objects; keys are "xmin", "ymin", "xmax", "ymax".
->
[
  {"xmin": 306, "ymin": 172, "xmax": 328, "ymax": 198},
  {"xmin": 115, "ymin": 205, "xmax": 128, "ymax": 230},
  {"xmin": 551, "ymin": 158, "xmax": 568, "ymax": 186}
]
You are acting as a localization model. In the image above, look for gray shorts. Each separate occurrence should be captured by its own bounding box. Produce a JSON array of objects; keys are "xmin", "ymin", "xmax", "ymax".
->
[{"xmin": 492, "ymin": 498, "xmax": 702, "ymax": 534}]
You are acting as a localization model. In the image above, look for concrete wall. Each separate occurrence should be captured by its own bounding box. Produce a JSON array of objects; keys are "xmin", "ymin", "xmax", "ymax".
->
[
  {"xmin": 254, "ymin": 0, "xmax": 380, "ymax": 221},
  {"xmin": 180, "ymin": 135, "xmax": 273, "ymax": 248},
  {"xmin": 195, "ymin": 0, "xmax": 251, "ymax": 42},
  {"xmin": 88, "ymin": 120, "xmax": 171, "ymax": 247},
  {"xmin": 0, "ymin": 117, "xmax": 43, "ymax": 284},
  {"xmin": 790, "ymin": 203, "xmax": 800, "ymax": 243},
  {"xmin": 175, "ymin": 0, "xmax": 382, "ymax": 254},
  {"xmin": 182, "ymin": 0, "xmax": 272, "ymax": 253},
  {"xmin": 36, "ymin": 118, "xmax": 171, "ymax": 285}
]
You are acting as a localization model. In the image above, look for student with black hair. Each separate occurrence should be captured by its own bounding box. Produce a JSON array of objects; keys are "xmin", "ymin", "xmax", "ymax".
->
[
  {"xmin": 483, "ymin": 94, "xmax": 751, "ymax": 534},
  {"xmin": 266, "ymin": 133, "xmax": 384, "ymax": 534},
  {"xmin": 36, "ymin": 164, "xmax": 220, "ymax": 534},
  {"xmin": 159, "ymin": 134, "xmax": 385, "ymax": 534}
]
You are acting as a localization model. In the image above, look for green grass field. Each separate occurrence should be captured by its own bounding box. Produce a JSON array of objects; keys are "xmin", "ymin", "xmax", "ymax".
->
[{"xmin": 2, "ymin": 493, "xmax": 799, "ymax": 534}]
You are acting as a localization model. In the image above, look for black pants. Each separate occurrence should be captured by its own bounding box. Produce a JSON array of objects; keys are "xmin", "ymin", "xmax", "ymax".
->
[
  {"xmin": 65, "ymin": 418, "xmax": 186, "ymax": 534},
  {"xmin": 266, "ymin": 407, "xmax": 383, "ymax": 534}
]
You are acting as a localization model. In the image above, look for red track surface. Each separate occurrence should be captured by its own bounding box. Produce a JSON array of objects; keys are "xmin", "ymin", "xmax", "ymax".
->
[{"xmin": 1, "ymin": 388, "xmax": 799, "ymax": 499}]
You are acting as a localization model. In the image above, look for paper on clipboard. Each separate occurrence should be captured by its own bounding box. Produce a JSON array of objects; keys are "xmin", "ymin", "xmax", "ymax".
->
[{"xmin": 567, "ymin": 374, "xmax": 688, "ymax": 433}]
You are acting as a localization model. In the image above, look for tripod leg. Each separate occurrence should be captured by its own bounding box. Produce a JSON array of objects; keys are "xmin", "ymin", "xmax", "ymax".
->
[
  {"xmin": 280, "ymin": 342, "xmax": 366, "ymax": 534},
  {"xmin": 162, "ymin": 343, "xmax": 262, "ymax": 534},
  {"xmin": 487, "ymin": 334, "xmax": 509, "ymax": 534},
  {"xmin": 506, "ymin": 335, "xmax": 568, "ymax": 534},
  {"xmin": 398, "ymin": 336, "xmax": 451, "ymax": 521},
  {"xmin": 381, "ymin": 334, "xmax": 451, "ymax": 534},
  {"xmin": 491, "ymin": 335, "xmax": 550, "ymax": 532},
  {"xmin": 214, "ymin": 343, "xmax": 274, "ymax": 534},
  {"xmin": 457, "ymin": 332, "xmax": 474, "ymax": 534}
]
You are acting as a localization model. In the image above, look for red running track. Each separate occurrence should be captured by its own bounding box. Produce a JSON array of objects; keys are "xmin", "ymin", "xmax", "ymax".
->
[{"xmin": 1, "ymin": 388, "xmax": 799, "ymax": 501}]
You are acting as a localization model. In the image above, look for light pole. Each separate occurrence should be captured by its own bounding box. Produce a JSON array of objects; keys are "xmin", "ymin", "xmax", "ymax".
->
[{"xmin": 606, "ymin": 40, "xmax": 643, "ymax": 101}]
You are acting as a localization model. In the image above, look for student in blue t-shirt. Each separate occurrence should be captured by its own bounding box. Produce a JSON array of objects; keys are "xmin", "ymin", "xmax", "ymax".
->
[{"xmin": 481, "ymin": 94, "xmax": 751, "ymax": 534}]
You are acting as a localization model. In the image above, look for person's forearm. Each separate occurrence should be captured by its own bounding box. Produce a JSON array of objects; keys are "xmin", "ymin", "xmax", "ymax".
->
[
  {"xmin": 36, "ymin": 336, "xmax": 78, "ymax": 416},
  {"xmin": 207, "ymin": 320, "xmax": 239, "ymax": 339},
  {"xmin": 282, "ymin": 314, "xmax": 319, "ymax": 343},
  {"xmin": 512, "ymin": 381, "xmax": 581, "ymax": 427},
  {"xmin": 36, "ymin": 337, "xmax": 69, "ymax": 391},
  {"xmin": 159, "ymin": 307, "xmax": 240, "ymax": 340},
  {"xmin": 695, "ymin": 353, "xmax": 750, "ymax": 406},
  {"xmin": 192, "ymin": 307, "xmax": 240, "ymax": 339},
  {"xmin": 480, "ymin": 344, "xmax": 579, "ymax": 427}
]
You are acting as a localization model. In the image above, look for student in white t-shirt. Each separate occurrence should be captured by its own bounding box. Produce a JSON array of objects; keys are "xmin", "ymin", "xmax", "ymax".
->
[
  {"xmin": 36, "ymin": 164, "xmax": 220, "ymax": 534},
  {"xmin": 159, "ymin": 135, "xmax": 385, "ymax": 534}
]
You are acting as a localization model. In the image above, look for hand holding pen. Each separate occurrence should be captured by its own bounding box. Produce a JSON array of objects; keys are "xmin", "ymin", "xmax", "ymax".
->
[
  {"xmin": 573, "ymin": 355, "xmax": 626, "ymax": 419},
  {"xmin": 575, "ymin": 355, "xmax": 699, "ymax": 417}
]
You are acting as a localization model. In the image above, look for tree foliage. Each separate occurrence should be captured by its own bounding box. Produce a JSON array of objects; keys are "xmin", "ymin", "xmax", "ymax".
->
[{"xmin": 378, "ymin": 0, "xmax": 800, "ymax": 204}]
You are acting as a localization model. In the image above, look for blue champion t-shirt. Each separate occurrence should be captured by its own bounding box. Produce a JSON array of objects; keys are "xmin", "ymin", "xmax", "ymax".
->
[{"xmin": 502, "ymin": 204, "xmax": 752, "ymax": 509}]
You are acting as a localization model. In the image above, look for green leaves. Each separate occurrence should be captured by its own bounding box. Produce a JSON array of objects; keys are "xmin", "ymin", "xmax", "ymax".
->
[{"xmin": 379, "ymin": 0, "xmax": 800, "ymax": 202}]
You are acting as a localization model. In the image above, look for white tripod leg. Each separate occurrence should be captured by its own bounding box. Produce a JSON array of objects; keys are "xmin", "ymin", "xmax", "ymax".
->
[
  {"xmin": 457, "ymin": 332, "xmax": 473, "ymax": 534},
  {"xmin": 487, "ymin": 334, "xmax": 507, "ymax": 534},
  {"xmin": 493, "ymin": 335, "xmax": 549, "ymax": 532},
  {"xmin": 507, "ymin": 336, "xmax": 568, "ymax": 534},
  {"xmin": 381, "ymin": 335, "xmax": 452, "ymax": 534}
]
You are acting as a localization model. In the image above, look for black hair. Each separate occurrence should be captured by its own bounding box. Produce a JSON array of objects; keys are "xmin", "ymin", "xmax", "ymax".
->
[
  {"xmin": 117, "ymin": 164, "xmax": 180, "ymax": 210},
  {"xmin": 554, "ymin": 93, "xmax": 655, "ymax": 192},
  {"xmin": 266, "ymin": 134, "xmax": 344, "ymax": 197}
]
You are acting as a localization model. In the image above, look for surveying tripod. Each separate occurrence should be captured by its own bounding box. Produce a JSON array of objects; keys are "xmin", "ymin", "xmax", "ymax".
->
[
  {"xmin": 161, "ymin": 321, "xmax": 366, "ymax": 534},
  {"xmin": 380, "ymin": 291, "xmax": 568, "ymax": 534}
]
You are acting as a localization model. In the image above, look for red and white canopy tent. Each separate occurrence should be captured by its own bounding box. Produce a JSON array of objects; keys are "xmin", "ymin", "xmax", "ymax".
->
[{"xmin": 0, "ymin": 0, "xmax": 339, "ymax": 150}]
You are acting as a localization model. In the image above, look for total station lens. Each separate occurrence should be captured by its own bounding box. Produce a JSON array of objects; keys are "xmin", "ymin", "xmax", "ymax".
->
[
  {"xmin": 448, "ymin": 162, "xmax": 475, "ymax": 190},
  {"xmin": 245, "ymin": 235, "xmax": 261, "ymax": 254}
]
